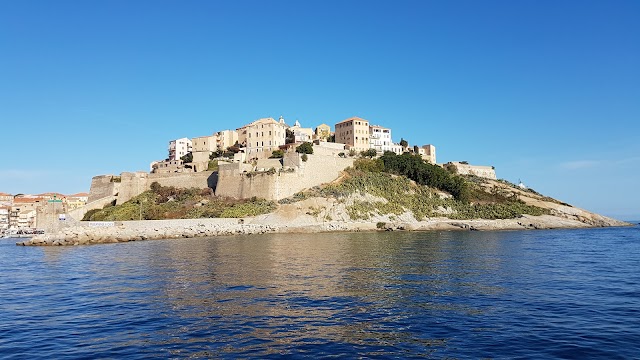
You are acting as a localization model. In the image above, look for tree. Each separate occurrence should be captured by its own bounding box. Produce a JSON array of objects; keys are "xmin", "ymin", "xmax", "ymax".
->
[
  {"xmin": 301, "ymin": 154, "xmax": 308, "ymax": 162},
  {"xmin": 180, "ymin": 152, "xmax": 193, "ymax": 163},
  {"xmin": 286, "ymin": 129, "xmax": 295, "ymax": 144},
  {"xmin": 210, "ymin": 150, "xmax": 223, "ymax": 159},
  {"xmin": 327, "ymin": 134, "xmax": 335, "ymax": 142},
  {"xmin": 296, "ymin": 142, "xmax": 314, "ymax": 154},
  {"xmin": 360, "ymin": 149, "xmax": 377, "ymax": 158},
  {"xmin": 400, "ymin": 138, "xmax": 408, "ymax": 149},
  {"xmin": 270, "ymin": 149, "xmax": 285, "ymax": 158},
  {"xmin": 413, "ymin": 145, "xmax": 419, "ymax": 154}
]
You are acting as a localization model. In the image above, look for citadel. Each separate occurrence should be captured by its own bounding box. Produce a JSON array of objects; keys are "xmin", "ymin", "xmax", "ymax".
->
[{"xmin": 1, "ymin": 116, "xmax": 496, "ymax": 235}]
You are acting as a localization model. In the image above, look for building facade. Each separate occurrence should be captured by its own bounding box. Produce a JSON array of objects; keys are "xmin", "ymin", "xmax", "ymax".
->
[
  {"xmin": 215, "ymin": 130, "xmax": 239, "ymax": 151},
  {"xmin": 418, "ymin": 144, "xmax": 437, "ymax": 164},
  {"xmin": 192, "ymin": 134, "xmax": 218, "ymax": 171},
  {"xmin": 168, "ymin": 137, "xmax": 192, "ymax": 161},
  {"xmin": 335, "ymin": 117, "xmax": 371, "ymax": 152},
  {"xmin": 369, "ymin": 125, "xmax": 393, "ymax": 154},
  {"xmin": 314, "ymin": 124, "xmax": 331, "ymax": 140},
  {"xmin": 237, "ymin": 117, "xmax": 287, "ymax": 160},
  {"xmin": 290, "ymin": 120, "xmax": 314, "ymax": 143}
]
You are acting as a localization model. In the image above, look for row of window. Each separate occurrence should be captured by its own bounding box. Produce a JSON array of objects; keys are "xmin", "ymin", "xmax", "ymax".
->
[{"xmin": 249, "ymin": 131, "xmax": 283, "ymax": 138}]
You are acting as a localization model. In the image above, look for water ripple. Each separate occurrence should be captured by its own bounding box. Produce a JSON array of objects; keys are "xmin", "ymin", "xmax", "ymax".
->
[{"xmin": 1, "ymin": 227, "xmax": 639, "ymax": 358}]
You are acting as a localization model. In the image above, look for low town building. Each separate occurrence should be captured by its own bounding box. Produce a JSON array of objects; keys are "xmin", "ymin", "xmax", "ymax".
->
[
  {"xmin": 0, "ymin": 206, "xmax": 9, "ymax": 232},
  {"xmin": 168, "ymin": 137, "xmax": 192, "ymax": 161},
  {"xmin": 335, "ymin": 117, "xmax": 371, "ymax": 152}
]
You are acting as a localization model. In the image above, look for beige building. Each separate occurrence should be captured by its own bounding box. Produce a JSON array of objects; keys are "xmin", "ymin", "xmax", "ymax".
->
[
  {"xmin": 290, "ymin": 120, "xmax": 314, "ymax": 143},
  {"xmin": 0, "ymin": 192, "xmax": 12, "ymax": 204},
  {"xmin": 192, "ymin": 134, "xmax": 218, "ymax": 172},
  {"xmin": 314, "ymin": 124, "xmax": 331, "ymax": 140},
  {"xmin": 237, "ymin": 117, "xmax": 287, "ymax": 160},
  {"xmin": 10, "ymin": 196, "xmax": 45, "ymax": 229},
  {"xmin": 335, "ymin": 117, "xmax": 371, "ymax": 152},
  {"xmin": 65, "ymin": 192, "xmax": 89, "ymax": 210},
  {"xmin": 418, "ymin": 144, "xmax": 437, "ymax": 164},
  {"xmin": 216, "ymin": 130, "xmax": 239, "ymax": 151},
  {"xmin": 168, "ymin": 137, "xmax": 192, "ymax": 161}
]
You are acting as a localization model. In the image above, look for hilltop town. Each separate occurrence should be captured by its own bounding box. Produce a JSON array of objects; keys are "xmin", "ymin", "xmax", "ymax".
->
[
  {"xmin": 11, "ymin": 114, "xmax": 629, "ymax": 245},
  {"xmin": 2, "ymin": 115, "xmax": 495, "ymax": 237}
]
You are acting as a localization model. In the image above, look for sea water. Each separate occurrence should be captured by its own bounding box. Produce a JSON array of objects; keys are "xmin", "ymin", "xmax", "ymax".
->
[{"xmin": 1, "ymin": 225, "xmax": 639, "ymax": 359}]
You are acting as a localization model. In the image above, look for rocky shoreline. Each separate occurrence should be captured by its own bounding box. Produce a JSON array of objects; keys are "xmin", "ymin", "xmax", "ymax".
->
[{"xmin": 16, "ymin": 213, "xmax": 631, "ymax": 246}]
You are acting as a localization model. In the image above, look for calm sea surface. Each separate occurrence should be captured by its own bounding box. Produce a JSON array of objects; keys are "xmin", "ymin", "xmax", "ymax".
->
[{"xmin": 1, "ymin": 225, "xmax": 639, "ymax": 359}]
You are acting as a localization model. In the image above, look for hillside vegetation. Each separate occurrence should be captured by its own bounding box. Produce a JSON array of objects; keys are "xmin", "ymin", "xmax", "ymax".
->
[
  {"xmin": 83, "ymin": 182, "xmax": 276, "ymax": 221},
  {"xmin": 84, "ymin": 153, "xmax": 550, "ymax": 222},
  {"xmin": 279, "ymin": 153, "xmax": 549, "ymax": 221}
]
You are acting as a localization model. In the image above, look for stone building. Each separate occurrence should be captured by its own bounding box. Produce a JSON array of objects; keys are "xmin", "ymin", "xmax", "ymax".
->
[
  {"xmin": 335, "ymin": 116, "xmax": 371, "ymax": 152},
  {"xmin": 237, "ymin": 117, "xmax": 287, "ymax": 160},
  {"xmin": 168, "ymin": 137, "xmax": 192, "ymax": 161},
  {"xmin": 418, "ymin": 144, "xmax": 437, "ymax": 164},
  {"xmin": 192, "ymin": 134, "xmax": 218, "ymax": 172}
]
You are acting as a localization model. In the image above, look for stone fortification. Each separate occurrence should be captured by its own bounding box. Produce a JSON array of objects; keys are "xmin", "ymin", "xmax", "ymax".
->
[
  {"xmin": 215, "ymin": 150, "xmax": 354, "ymax": 200},
  {"xmin": 446, "ymin": 162, "xmax": 497, "ymax": 179},
  {"xmin": 88, "ymin": 175, "xmax": 121, "ymax": 203},
  {"xmin": 88, "ymin": 171, "xmax": 217, "ymax": 206}
]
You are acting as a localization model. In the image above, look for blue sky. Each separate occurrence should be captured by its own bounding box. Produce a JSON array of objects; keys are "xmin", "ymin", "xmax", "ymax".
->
[{"xmin": 1, "ymin": 1, "xmax": 638, "ymax": 219}]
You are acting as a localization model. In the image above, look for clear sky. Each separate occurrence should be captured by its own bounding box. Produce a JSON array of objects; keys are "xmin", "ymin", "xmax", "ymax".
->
[{"xmin": 1, "ymin": 1, "xmax": 638, "ymax": 219}]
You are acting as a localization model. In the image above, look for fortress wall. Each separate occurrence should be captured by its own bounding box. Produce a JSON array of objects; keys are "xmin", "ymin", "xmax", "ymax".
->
[
  {"xmin": 215, "ymin": 153, "xmax": 354, "ymax": 200},
  {"xmin": 88, "ymin": 175, "xmax": 120, "ymax": 203},
  {"xmin": 117, "ymin": 171, "xmax": 216, "ymax": 205}
]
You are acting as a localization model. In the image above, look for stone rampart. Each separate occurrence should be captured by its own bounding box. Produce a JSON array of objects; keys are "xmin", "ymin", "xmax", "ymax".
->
[
  {"xmin": 115, "ymin": 171, "xmax": 217, "ymax": 205},
  {"xmin": 216, "ymin": 152, "xmax": 353, "ymax": 200},
  {"xmin": 447, "ymin": 162, "xmax": 497, "ymax": 179},
  {"xmin": 88, "ymin": 175, "xmax": 121, "ymax": 203}
]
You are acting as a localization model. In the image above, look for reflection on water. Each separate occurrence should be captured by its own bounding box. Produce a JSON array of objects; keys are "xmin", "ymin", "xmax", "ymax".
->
[{"xmin": 0, "ymin": 227, "xmax": 639, "ymax": 358}]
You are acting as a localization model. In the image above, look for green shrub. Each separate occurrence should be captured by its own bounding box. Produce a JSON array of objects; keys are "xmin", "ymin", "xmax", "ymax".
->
[{"xmin": 296, "ymin": 142, "xmax": 314, "ymax": 154}]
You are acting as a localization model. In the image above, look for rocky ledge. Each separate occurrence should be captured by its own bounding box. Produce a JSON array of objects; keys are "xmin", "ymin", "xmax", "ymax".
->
[{"xmin": 17, "ymin": 213, "xmax": 631, "ymax": 247}]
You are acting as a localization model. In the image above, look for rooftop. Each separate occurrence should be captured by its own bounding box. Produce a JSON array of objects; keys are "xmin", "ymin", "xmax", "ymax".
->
[{"xmin": 336, "ymin": 116, "xmax": 369, "ymax": 125}]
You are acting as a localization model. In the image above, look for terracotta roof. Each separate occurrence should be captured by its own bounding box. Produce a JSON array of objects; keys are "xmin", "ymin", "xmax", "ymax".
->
[
  {"xmin": 35, "ymin": 192, "xmax": 66, "ymax": 198},
  {"xmin": 13, "ymin": 197, "xmax": 45, "ymax": 204},
  {"xmin": 67, "ymin": 192, "xmax": 90, "ymax": 197},
  {"xmin": 335, "ymin": 116, "xmax": 369, "ymax": 125},
  {"xmin": 0, "ymin": 192, "xmax": 12, "ymax": 196}
]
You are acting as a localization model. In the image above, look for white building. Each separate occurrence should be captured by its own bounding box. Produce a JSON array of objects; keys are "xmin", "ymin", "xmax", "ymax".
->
[
  {"xmin": 168, "ymin": 137, "xmax": 192, "ymax": 161},
  {"xmin": 369, "ymin": 125, "xmax": 393, "ymax": 153}
]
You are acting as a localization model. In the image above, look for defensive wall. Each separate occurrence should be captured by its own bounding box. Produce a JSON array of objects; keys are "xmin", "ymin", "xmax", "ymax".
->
[
  {"xmin": 88, "ymin": 171, "xmax": 216, "ymax": 206},
  {"xmin": 446, "ymin": 162, "xmax": 497, "ymax": 180},
  {"xmin": 88, "ymin": 175, "xmax": 121, "ymax": 203},
  {"xmin": 215, "ymin": 149, "xmax": 354, "ymax": 200}
]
